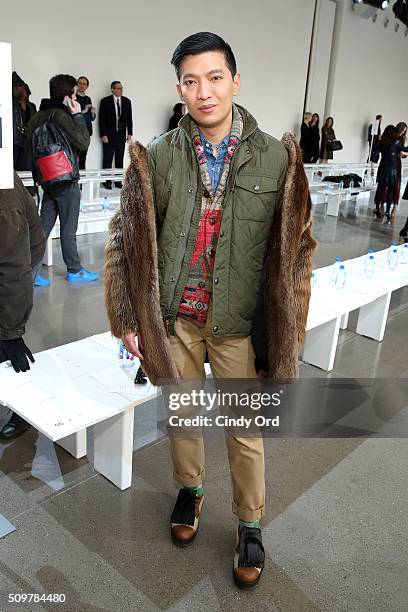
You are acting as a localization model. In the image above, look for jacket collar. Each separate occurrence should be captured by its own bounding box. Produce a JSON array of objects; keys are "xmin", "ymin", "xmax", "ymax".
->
[{"xmin": 178, "ymin": 103, "xmax": 258, "ymax": 143}]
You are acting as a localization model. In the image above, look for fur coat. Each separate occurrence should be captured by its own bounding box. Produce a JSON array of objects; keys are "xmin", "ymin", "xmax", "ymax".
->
[{"xmin": 105, "ymin": 135, "xmax": 316, "ymax": 384}]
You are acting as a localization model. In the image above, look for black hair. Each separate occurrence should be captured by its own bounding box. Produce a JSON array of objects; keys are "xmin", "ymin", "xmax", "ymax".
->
[
  {"xmin": 171, "ymin": 32, "xmax": 236, "ymax": 81},
  {"xmin": 111, "ymin": 80, "xmax": 122, "ymax": 89},
  {"xmin": 49, "ymin": 74, "xmax": 77, "ymax": 101},
  {"xmin": 376, "ymin": 114, "xmax": 382, "ymax": 120},
  {"xmin": 78, "ymin": 75, "xmax": 89, "ymax": 86}
]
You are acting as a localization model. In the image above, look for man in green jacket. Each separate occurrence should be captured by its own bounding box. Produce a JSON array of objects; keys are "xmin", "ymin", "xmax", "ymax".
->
[
  {"xmin": 105, "ymin": 32, "xmax": 314, "ymax": 588},
  {"xmin": 0, "ymin": 173, "xmax": 46, "ymax": 438}
]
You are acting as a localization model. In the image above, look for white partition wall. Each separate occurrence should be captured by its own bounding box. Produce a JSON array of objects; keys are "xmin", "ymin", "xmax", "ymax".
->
[{"xmin": 0, "ymin": 42, "xmax": 13, "ymax": 189}]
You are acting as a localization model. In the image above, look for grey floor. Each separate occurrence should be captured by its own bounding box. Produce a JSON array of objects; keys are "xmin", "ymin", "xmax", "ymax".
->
[{"xmin": 1, "ymin": 196, "xmax": 408, "ymax": 611}]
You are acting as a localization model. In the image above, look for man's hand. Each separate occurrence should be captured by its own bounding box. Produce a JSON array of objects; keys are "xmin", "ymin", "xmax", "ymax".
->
[
  {"xmin": 123, "ymin": 332, "xmax": 144, "ymax": 361},
  {"xmin": 127, "ymin": 134, "xmax": 132, "ymax": 143},
  {"xmin": 102, "ymin": 135, "xmax": 109, "ymax": 144},
  {"xmin": 0, "ymin": 338, "xmax": 35, "ymax": 373},
  {"xmin": 68, "ymin": 99, "xmax": 82, "ymax": 115}
]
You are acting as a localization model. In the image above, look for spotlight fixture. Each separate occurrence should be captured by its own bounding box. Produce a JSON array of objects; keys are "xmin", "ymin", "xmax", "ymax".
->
[
  {"xmin": 393, "ymin": 0, "xmax": 408, "ymax": 28},
  {"xmin": 353, "ymin": 0, "xmax": 389, "ymax": 9}
]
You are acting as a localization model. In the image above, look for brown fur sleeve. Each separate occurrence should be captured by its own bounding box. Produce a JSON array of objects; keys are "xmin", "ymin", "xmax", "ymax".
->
[
  {"xmin": 104, "ymin": 211, "xmax": 138, "ymax": 339},
  {"xmin": 266, "ymin": 133, "xmax": 317, "ymax": 379}
]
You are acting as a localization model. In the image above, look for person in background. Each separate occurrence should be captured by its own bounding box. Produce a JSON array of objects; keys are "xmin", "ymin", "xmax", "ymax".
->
[
  {"xmin": 167, "ymin": 102, "xmax": 186, "ymax": 131},
  {"xmin": 12, "ymin": 71, "xmax": 28, "ymax": 171},
  {"xmin": 99, "ymin": 81, "xmax": 133, "ymax": 189},
  {"xmin": 299, "ymin": 112, "xmax": 313, "ymax": 163},
  {"xmin": 27, "ymin": 73, "xmax": 99, "ymax": 285},
  {"xmin": 320, "ymin": 116, "xmax": 336, "ymax": 164},
  {"xmin": 76, "ymin": 76, "xmax": 96, "ymax": 170},
  {"xmin": 390, "ymin": 122, "xmax": 408, "ymax": 221},
  {"xmin": 374, "ymin": 124, "xmax": 408, "ymax": 221},
  {"xmin": 0, "ymin": 173, "xmax": 46, "ymax": 439},
  {"xmin": 367, "ymin": 114, "xmax": 382, "ymax": 166},
  {"xmin": 310, "ymin": 113, "xmax": 320, "ymax": 163}
]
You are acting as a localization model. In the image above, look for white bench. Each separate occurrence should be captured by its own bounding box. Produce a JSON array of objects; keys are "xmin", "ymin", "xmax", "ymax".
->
[
  {"xmin": 302, "ymin": 246, "xmax": 408, "ymax": 371},
  {"xmin": 316, "ymin": 185, "xmax": 376, "ymax": 217}
]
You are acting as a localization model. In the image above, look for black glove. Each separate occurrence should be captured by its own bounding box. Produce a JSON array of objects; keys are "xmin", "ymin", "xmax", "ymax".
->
[{"xmin": 0, "ymin": 338, "xmax": 35, "ymax": 373}]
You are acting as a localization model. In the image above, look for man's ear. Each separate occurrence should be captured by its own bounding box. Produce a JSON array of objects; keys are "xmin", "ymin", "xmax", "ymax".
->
[
  {"xmin": 233, "ymin": 72, "xmax": 241, "ymax": 97},
  {"xmin": 176, "ymin": 83, "xmax": 184, "ymax": 102}
]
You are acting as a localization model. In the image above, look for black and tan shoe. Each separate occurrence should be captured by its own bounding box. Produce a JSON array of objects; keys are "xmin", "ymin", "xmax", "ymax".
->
[
  {"xmin": 233, "ymin": 524, "xmax": 265, "ymax": 589},
  {"xmin": 170, "ymin": 489, "xmax": 204, "ymax": 548}
]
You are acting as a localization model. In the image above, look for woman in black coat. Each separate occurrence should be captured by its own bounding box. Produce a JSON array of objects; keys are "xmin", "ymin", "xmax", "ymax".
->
[
  {"xmin": 374, "ymin": 124, "xmax": 408, "ymax": 220},
  {"xmin": 310, "ymin": 113, "xmax": 320, "ymax": 163},
  {"xmin": 299, "ymin": 112, "xmax": 314, "ymax": 163},
  {"xmin": 320, "ymin": 117, "xmax": 336, "ymax": 163}
]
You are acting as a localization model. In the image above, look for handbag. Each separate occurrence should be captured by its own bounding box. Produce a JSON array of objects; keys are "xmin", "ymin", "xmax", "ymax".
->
[{"xmin": 327, "ymin": 140, "xmax": 343, "ymax": 152}]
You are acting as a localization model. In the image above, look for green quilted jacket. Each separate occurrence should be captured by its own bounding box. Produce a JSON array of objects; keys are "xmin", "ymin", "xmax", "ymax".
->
[{"xmin": 147, "ymin": 104, "xmax": 288, "ymax": 337}]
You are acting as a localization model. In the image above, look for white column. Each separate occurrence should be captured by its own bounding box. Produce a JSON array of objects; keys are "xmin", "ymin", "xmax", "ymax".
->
[
  {"xmin": 356, "ymin": 292, "xmax": 391, "ymax": 342},
  {"xmin": 302, "ymin": 316, "xmax": 341, "ymax": 371},
  {"xmin": 57, "ymin": 430, "xmax": 87, "ymax": 459},
  {"xmin": 93, "ymin": 405, "xmax": 134, "ymax": 490}
]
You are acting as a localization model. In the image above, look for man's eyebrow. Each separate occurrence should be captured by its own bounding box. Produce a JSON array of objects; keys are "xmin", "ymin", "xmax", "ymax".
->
[{"xmin": 181, "ymin": 68, "xmax": 224, "ymax": 79}]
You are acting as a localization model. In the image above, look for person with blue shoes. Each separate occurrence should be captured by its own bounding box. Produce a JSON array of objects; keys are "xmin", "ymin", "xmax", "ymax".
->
[{"xmin": 27, "ymin": 74, "xmax": 99, "ymax": 286}]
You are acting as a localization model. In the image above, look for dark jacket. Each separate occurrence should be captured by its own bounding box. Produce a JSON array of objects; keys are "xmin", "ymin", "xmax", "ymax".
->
[
  {"xmin": 299, "ymin": 122, "xmax": 314, "ymax": 163},
  {"xmin": 27, "ymin": 99, "xmax": 90, "ymax": 162},
  {"xmin": 105, "ymin": 105, "xmax": 316, "ymax": 383},
  {"xmin": 12, "ymin": 97, "xmax": 25, "ymax": 149},
  {"xmin": 99, "ymin": 95, "xmax": 133, "ymax": 140},
  {"xmin": 310, "ymin": 124, "xmax": 320, "ymax": 163},
  {"xmin": 377, "ymin": 140, "xmax": 408, "ymax": 186},
  {"xmin": 320, "ymin": 126, "xmax": 336, "ymax": 160},
  {"xmin": 76, "ymin": 93, "xmax": 95, "ymax": 136},
  {"xmin": 0, "ymin": 174, "xmax": 46, "ymax": 340}
]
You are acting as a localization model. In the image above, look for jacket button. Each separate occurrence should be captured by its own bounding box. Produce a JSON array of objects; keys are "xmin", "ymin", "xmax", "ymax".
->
[
  {"xmin": 254, "ymin": 185, "xmax": 260, "ymax": 191},
  {"xmin": 180, "ymin": 231, "xmax": 186, "ymax": 237},
  {"xmin": 246, "ymin": 149, "xmax": 250, "ymax": 154},
  {"xmin": 213, "ymin": 325, "xmax": 219, "ymax": 333},
  {"xmin": 209, "ymin": 217, "xmax": 216, "ymax": 225},
  {"xmin": 219, "ymin": 231, "xmax": 224, "ymax": 238},
  {"xmin": 170, "ymin": 276, "xmax": 176, "ymax": 283},
  {"xmin": 214, "ymin": 277, "xmax": 219, "ymax": 284},
  {"xmin": 188, "ymin": 187, "xmax": 193, "ymax": 194}
]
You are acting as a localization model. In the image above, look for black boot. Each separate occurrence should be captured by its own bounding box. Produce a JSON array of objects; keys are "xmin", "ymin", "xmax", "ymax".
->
[{"xmin": 0, "ymin": 413, "xmax": 30, "ymax": 440}]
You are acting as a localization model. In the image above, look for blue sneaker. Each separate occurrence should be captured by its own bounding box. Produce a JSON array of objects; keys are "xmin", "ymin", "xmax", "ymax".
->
[
  {"xmin": 34, "ymin": 274, "xmax": 51, "ymax": 287},
  {"xmin": 66, "ymin": 268, "xmax": 100, "ymax": 283}
]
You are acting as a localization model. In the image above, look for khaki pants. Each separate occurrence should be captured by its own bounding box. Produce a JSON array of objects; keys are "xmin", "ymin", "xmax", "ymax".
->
[{"xmin": 168, "ymin": 303, "xmax": 265, "ymax": 522}]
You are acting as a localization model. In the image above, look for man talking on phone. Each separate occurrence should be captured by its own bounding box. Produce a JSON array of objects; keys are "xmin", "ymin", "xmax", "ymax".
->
[{"xmin": 28, "ymin": 74, "xmax": 99, "ymax": 285}]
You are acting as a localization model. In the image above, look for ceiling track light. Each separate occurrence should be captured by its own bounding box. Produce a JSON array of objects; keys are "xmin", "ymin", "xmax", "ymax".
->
[{"xmin": 353, "ymin": 0, "xmax": 389, "ymax": 9}]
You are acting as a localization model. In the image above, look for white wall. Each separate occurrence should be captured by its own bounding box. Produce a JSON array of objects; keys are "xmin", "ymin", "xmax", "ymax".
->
[
  {"xmin": 0, "ymin": 0, "xmax": 315, "ymax": 169},
  {"xmin": 328, "ymin": 1, "xmax": 408, "ymax": 162}
]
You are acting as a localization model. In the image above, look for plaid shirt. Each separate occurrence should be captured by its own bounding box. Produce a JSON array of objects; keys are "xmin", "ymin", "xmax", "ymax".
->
[{"xmin": 177, "ymin": 106, "xmax": 243, "ymax": 326}]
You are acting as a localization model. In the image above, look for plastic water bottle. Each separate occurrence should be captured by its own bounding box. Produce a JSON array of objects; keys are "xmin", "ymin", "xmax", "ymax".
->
[
  {"xmin": 400, "ymin": 244, "xmax": 408, "ymax": 265},
  {"xmin": 387, "ymin": 242, "xmax": 397, "ymax": 266},
  {"xmin": 388, "ymin": 247, "xmax": 398, "ymax": 270},
  {"xmin": 102, "ymin": 196, "xmax": 110, "ymax": 211},
  {"xmin": 335, "ymin": 264, "xmax": 346, "ymax": 289},
  {"xmin": 311, "ymin": 272, "xmax": 316, "ymax": 289},
  {"xmin": 365, "ymin": 255, "xmax": 375, "ymax": 278},
  {"xmin": 339, "ymin": 180, "xmax": 344, "ymax": 191},
  {"xmin": 331, "ymin": 258, "xmax": 342, "ymax": 286},
  {"xmin": 349, "ymin": 179, "xmax": 354, "ymax": 191}
]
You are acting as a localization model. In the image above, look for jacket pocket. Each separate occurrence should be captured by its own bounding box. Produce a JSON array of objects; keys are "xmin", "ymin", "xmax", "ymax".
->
[{"xmin": 233, "ymin": 174, "xmax": 278, "ymax": 221}]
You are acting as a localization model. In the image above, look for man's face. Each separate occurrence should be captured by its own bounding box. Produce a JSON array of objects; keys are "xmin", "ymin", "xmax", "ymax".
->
[
  {"xmin": 111, "ymin": 83, "xmax": 123, "ymax": 97},
  {"xmin": 77, "ymin": 78, "xmax": 88, "ymax": 94},
  {"xmin": 12, "ymin": 85, "xmax": 25, "ymax": 99},
  {"xmin": 176, "ymin": 51, "xmax": 240, "ymax": 129}
]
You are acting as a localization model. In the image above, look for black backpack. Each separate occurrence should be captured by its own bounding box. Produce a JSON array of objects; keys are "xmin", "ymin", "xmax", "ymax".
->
[{"xmin": 32, "ymin": 111, "xmax": 79, "ymax": 188}]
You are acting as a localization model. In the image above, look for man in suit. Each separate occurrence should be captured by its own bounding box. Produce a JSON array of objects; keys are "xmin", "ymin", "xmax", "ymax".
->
[{"xmin": 99, "ymin": 81, "xmax": 133, "ymax": 189}]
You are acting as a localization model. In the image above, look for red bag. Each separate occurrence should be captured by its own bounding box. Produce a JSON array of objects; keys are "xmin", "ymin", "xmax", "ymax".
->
[{"xmin": 36, "ymin": 150, "xmax": 73, "ymax": 183}]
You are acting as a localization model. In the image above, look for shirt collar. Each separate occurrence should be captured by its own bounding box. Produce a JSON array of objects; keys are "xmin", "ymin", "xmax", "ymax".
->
[{"xmin": 113, "ymin": 95, "xmax": 121, "ymax": 102}]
